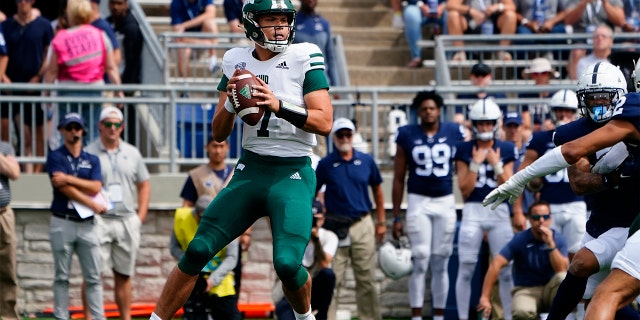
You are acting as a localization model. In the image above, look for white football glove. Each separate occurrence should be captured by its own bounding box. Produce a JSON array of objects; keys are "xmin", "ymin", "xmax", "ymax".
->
[
  {"xmin": 591, "ymin": 141, "xmax": 629, "ymax": 174},
  {"xmin": 482, "ymin": 178, "xmax": 527, "ymax": 210}
]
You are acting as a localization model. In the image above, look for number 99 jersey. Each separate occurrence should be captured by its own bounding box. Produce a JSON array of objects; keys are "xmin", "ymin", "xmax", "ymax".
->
[{"xmin": 395, "ymin": 122, "xmax": 465, "ymax": 197}]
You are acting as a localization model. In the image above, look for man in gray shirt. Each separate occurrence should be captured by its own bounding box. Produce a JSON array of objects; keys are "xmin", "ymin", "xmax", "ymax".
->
[{"xmin": 84, "ymin": 106, "xmax": 150, "ymax": 320}]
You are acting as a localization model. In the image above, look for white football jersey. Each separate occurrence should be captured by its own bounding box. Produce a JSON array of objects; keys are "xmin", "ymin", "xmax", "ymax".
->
[{"xmin": 221, "ymin": 43, "xmax": 327, "ymax": 157}]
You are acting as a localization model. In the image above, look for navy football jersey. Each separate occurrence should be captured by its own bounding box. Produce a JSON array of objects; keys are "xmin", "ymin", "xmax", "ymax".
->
[
  {"xmin": 554, "ymin": 116, "xmax": 640, "ymax": 238},
  {"xmin": 526, "ymin": 130, "xmax": 584, "ymax": 204},
  {"xmin": 396, "ymin": 122, "xmax": 465, "ymax": 197},
  {"xmin": 454, "ymin": 139, "xmax": 517, "ymax": 203}
]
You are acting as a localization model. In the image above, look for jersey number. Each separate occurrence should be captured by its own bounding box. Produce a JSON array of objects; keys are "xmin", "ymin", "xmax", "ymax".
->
[
  {"xmin": 411, "ymin": 144, "xmax": 451, "ymax": 177},
  {"xmin": 257, "ymin": 110, "xmax": 272, "ymax": 137}
]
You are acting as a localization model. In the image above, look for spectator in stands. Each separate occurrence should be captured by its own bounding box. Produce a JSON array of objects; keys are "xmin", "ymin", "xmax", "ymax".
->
[
  {"xmin": 0, "ymin": 126, "xmax": 21, "ymax": 320},
  {"xmin": 565, "ymin": 0, "xmax": 623, "ymax": 80},
  {"xmin": 477, "ymin": 201, "xmax": 569, "ymax": 320},
  {"xmin": 178, "ymin": 136, "xmax": 252, "ymax": 313},
  {"xmin": 575, "ymin": 24, "xmax": 613, "ymax": 82},
  {"xmin": 170, "ymin": 195, "xmax": 242, "ymax": 320},
  {"xmin": 622, "ymin": 0, "xmax": 640, "ymax": 31},
  {"xmin": 275, "ymin": 200, "xmax": 338, "ymax": 320},
  {"xmin": 293, "ymin": 0, "xmax": 339, "ymax": 85},
  {"xmin": 91, "ymin": 0, "xmax": 121, "ymax": 68},
  {"xmin": 518, "ymin": 57, "xmax": 560, "ymax": 131},
  {"xmin": 0, "ymin": 24, "xmax": 7, "ymax": 143},
  {"xmin": 47, "ymin": 112, "xmax": 106, "ymax": 320},
  {"xmin": 223, "ymin": 0, "xmax": 245, "ymax": 36},
  {"xmin": 454, "ymin": 62, "xmax": 506, "ymax": 134},
  {"xmin": 1, "ymin": 0, "xmax": 53, "ymax": 174},
  {"xmin": 316, "ymin": 118, "xmax": 386, "ymax": 320},
  {"xmin": 514, "ymin": 0, "xmax": 567, "ymax": 51},
  {"xmin": 42, "ymin": 0, "xmax": 124, "ymax": 145},
  {"xmin": 446, "ymin": 0, "xmax": 517, "ymax": 61},
  {"xmin": 107, "ymin": 0, "xmax": 143, "ymax": 144},
  {"xmin": 392, "ymin": 0, "xmax": 448, "ymax": 68},
  {"xmin": 170, "ymin": 0, "xmax": 220, "ymax": 77},
  {"xmin": 84, "ymin": 107, "xmax": 151, "ymax": 320},
  {"xmin": 107, "ymin": 0, "xmax": 141, "ymax": 86}
]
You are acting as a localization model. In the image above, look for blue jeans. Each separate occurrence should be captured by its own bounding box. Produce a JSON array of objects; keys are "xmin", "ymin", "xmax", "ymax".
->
[{"xmin": 403, "ymin": 4, "xmax": 448, "ymax": 59}]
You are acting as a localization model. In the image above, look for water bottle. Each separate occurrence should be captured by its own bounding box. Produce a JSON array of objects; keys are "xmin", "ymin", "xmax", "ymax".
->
[
  {"xmin": 427, "ymin": 0, "xmax": 439, "ymax": 15},
  {"xmin": 481, "ymin": 20, "xmax": 494, "ymax": 35}
]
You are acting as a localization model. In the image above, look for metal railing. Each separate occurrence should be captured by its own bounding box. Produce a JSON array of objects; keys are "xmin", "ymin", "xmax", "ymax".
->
[
  {"xmin": 0, "ymin": 82, "xmax": 580, "ymax": 171},
  {"xmin": 426, "ymin": 32, "xmax": 640, "ymax": 86}
]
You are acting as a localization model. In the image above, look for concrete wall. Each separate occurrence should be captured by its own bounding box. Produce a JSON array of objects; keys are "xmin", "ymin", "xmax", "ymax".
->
[{"xmin": 11, "ymin": 174, "xmax": 430, "ymax": 318}]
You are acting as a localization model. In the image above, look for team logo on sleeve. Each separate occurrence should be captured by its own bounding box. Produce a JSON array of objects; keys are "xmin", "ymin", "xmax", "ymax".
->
[{"xmin": 234, "ymin": 62, "xmax": 247, "ymax": 70}]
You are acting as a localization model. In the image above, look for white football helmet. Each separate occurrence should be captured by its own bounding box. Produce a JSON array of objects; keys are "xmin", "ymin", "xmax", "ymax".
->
[
  {"xmin": 577, "ymin": 61, "xmax": 627, "ymax": 123},
  {"xmin": 468, "ymin": 98, "xmax": 502, "ymax": 141},
  {"xmin": 549, "ymin": 89, "xmax": 578, "ymax": 125},
  {"xmin": 378, "ymin": 237, "xmax": 412, "ymax": 280}
]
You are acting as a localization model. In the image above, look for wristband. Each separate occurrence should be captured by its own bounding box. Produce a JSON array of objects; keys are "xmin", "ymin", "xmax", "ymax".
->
[
  {"xmin": 498, "ymin": 3, "xmax": 504, "ymax": 12},
  {"xmin": 416, "ymin": 1, "xmax": 425, "ymax": 6},
  {"xmin": 224, "ymin": 99, "xmax": 235, "ymax": 113},
  {"xmin": 469, "ymin": 161, "xmax": 480, "ymax": 173},
  {"xmin": 521, "ymin": 18, "xmax": 529, "ymax": 25},
  {"xmin": 276, "ymin": 100, "xmax": 308, "ymax": 128},
  {"xmin": 393, "ymin": 216, "xmax": 402, "ymax": 223},
  {"xmin": 376, "ymin": 220, "xmax": 386, "ymax": 226},
  {"xmin": 547, "ymin": 246, "xmax": 556, "ymax": 252},
  {"xmin": 493, "ymin": 161, "xmax": 504, "ymax": 176}
]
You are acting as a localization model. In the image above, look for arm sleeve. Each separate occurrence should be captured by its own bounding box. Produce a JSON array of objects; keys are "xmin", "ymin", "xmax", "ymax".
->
[
  {"xmin": 169, "ymin": 231, "xmax": 184, "ymax": 261},
  {"xmin": 209, "ymin": 238, "xmax": 239, "ymax": 279}
]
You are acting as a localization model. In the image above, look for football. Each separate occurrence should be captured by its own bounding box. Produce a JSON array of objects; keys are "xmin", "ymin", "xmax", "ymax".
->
[{"xmin": 231, "ymin": 69, "xmax": 264, "ymax": 126}]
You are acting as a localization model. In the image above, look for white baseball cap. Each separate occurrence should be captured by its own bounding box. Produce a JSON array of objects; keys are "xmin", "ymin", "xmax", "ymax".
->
[
  {"xmin": 99, "ymin": 107, "xmax": 124, "ymax": 122},
  {"xmin": 331, "ymin": 117, "xmax": 355, "ymax": 135}
]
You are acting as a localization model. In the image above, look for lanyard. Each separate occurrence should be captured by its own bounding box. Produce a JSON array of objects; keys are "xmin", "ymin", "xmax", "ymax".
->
[
  {"xmin": 106, "ymin": 149, "xmax": 121, "ymax": 183},
  {"xmin": 66, "ymin": 155, "xmax": 79, "ymax": 176}
]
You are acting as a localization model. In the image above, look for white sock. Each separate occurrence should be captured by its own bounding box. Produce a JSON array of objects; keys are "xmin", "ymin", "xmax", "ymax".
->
[
  {"xmin": 150, "ymin": 312, "xmax": 162, "ymax": 320},
  {"xmin": 293, "ymin": 306, "xmax": 314, "ymax": 320},
  {"xmin": 412, "ymin": 316, "xmax": 423, "ymax": 320},
  {"xmin": 433, "ymin": 315, "xmax": 444, "ymax": 320}
]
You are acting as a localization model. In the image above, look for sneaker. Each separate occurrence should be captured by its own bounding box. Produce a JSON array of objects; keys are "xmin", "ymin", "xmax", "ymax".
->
[
  {"xmin": 209, "ymin": 55, "xmax": 219, "ymax": 73},
  {"xmin": 407, "ymin": 57, "xmax": 422, "ymax": 68}
]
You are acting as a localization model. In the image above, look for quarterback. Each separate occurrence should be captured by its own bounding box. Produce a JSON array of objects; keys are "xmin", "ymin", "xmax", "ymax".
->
[{"xmin": 149, "ymin": 0, "xmax": 333, "ymax": 319}]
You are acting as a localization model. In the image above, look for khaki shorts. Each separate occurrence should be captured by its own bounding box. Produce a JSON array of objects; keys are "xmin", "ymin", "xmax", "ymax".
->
[{"xmin": 95, "ymin": 214, "xmax": 142, "ymax": 276}]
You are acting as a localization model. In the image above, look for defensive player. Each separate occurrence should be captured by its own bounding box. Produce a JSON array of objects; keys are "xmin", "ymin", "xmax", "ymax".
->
[
  {"xmin": 391, "ymin": 91, "xmax": 465, "ymax": 320},
  {"xmin": 512, "ymin": 89, "xmax": 587, "ymax": 257},
  {"xmin": 544, "ymin": 62, "xmax": 640, "ymax": 320},
  {"xmin": 149, "ymin": 1, "xmax": 333, "ymax": 319},
  {"xmin": 482, "ymin": 62, "xmax": 640, "ymax": 320},
  {"xmin": 454, "ymin": 98, "xmax": 517, "ymax": 320}
]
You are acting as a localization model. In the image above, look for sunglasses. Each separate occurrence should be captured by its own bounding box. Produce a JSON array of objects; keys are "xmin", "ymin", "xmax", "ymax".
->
[
  {"xmin": 103, "ymin": 121, "xmax": 122, "ymax": 129},
  {"xmin": 335, "ymin": 132, "xmax": 353, "ymax": 139},
  {"xmin": 65, "ymin": 124, "xmax": 83, "ymax": 131},
  {"xmin": 531, "ymin": 214, "xmax": 551, "ymax": 221}
]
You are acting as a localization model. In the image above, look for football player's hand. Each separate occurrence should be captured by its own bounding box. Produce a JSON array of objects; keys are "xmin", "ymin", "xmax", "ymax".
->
[
  {"xmin": 392, "ymin": 220, "xmax": 403, "ymax": 240},
  {"xmin": 482, "ymin": 178, "xmax": 526, "ymax": 210}
]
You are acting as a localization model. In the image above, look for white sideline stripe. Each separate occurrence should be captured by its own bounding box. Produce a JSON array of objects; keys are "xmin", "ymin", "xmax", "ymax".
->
[{"xmin": 237, "ymin": 107, "xmax": 260, "ymax": 118}]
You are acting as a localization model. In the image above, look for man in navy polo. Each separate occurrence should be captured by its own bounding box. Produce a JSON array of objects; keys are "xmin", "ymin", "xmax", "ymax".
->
[
  {"xmin": 315, "ymin": 117, "xmax": 386, "ymax": 320},
  {"xmin": 46, "ymin": 112, "xmax": 107, "ymax": 320}
]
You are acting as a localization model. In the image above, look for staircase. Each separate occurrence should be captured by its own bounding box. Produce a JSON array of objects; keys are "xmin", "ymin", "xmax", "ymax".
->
[
  {"xmin": 136, "ymin": 0, "xmax": 436, "ymax": 87},
  {"xmin": 317, "ymin": 0, "xmax": 436, "ymax": 86}
]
